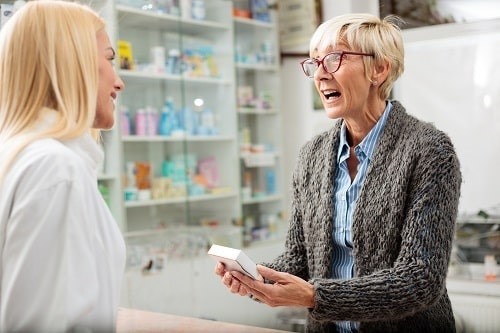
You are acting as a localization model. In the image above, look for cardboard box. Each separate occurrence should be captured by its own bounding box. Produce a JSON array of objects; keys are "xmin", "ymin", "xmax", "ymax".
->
[{"xmin": 208, "ymin": 244, "xmax": 262, "ymax": 280}]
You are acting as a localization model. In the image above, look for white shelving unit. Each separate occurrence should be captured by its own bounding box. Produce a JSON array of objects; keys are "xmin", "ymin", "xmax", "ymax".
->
[
  {"xmin": 234, "ymin": 10, "xmax": 285, "ymax": 246},
  {"xmin": 452, "ymin": 216, "xmax": 500, "ymax": 268},
  {"xmin": 96, "ymin": 0, "xmax": 286, "ymax": 247},
  {"xmin": 447, "ymin": 216, "xmax": 500, "ymax": 332},
  {"xmin": 108, "ymin": 1, "xmax": 240, "ymax": 236}
]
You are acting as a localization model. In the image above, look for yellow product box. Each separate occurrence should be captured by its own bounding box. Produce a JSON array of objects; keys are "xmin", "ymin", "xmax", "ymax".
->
[{"xmin": 117, "ymin": 39, "xmax": 134, "ymax": 70}]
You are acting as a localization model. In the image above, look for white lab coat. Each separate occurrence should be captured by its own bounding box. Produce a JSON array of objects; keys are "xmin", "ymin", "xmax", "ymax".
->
[{"xmin": 0, "ymin": 128, "xmax": 126, "ymax": 332}]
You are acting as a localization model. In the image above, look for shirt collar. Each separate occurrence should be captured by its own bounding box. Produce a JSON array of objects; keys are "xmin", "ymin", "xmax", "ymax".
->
[{"xmin": 337, "ymin": 100, "xmax": 393, "ymax": 163}]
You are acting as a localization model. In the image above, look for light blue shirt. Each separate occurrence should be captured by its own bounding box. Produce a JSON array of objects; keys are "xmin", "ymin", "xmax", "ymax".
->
[{"xmin": 332, "ymin": 101, "xmax": 392, "ymax": 333}]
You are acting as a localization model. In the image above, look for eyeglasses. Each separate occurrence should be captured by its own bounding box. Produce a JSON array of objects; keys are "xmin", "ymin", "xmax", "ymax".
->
[{"xmin": 300, "ymin": 51, "xmax": 375, "ymax": 78}]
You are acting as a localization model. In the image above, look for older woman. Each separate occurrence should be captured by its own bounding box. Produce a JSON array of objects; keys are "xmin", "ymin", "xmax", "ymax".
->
[{"xmin": 216, "ymin": 13, "xmax": 461, "ymax": 333}]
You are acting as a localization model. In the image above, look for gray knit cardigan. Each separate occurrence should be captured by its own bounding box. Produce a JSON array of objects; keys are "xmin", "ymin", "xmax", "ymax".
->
[{"xmin": 265, "ymin": 101, "xmax": 461, "ymax": 333}]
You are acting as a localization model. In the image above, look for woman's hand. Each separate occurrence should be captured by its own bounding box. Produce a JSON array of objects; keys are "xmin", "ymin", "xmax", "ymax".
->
[
  {"xmin": 214, "ymin": 262, "xmax": 250, "ymax": 296},
  {"xmin": 229, "ymin": 265, "xmax": 315, "ymax": 308}
]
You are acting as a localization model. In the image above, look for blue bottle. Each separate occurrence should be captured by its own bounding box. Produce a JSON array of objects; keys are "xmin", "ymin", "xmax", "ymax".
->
[
  {"xmin": 182, "ymin": 106, "xmax": 197, "ymax": 135},
  {"xmin": 265, "ymin": 169, "xmax": 276, "ymax": 195},
  {"xmin": 159, "ymin": 97, "xmax": 175, "ymax": 136}
]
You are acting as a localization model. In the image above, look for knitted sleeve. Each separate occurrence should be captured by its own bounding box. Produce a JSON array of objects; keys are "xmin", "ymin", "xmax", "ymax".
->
[{"xmin": 309, "ymin": 120, "xmax": 461, "ymax": 323}]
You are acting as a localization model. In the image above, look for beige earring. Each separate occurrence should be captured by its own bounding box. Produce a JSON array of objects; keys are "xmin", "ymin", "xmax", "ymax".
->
[{"xmin": 372, "ymin": 80, "xmax": 378, "ymax": 86}]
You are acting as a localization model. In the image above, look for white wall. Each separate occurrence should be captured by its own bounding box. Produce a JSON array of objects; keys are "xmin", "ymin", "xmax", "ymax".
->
[{"xmin": 395, "ymin": 20, "xmax": 500, "ymax": 215}]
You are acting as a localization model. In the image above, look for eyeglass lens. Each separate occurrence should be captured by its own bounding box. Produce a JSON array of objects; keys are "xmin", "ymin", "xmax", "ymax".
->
[{"xmin": 303, "ymin": 53, "xmax": 341, "ymax": 77}]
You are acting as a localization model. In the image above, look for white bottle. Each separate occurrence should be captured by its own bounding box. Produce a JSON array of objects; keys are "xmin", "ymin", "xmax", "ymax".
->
[
  {"xmin": 180, "ymin": 0, "xmax": 191, "ymax": 19},
  {"xmin": 191, "ymin": 0, "xmax": 205, "ymax": 20},
  {"xmin": 200, "ymin": 108, "xmax": 216, "ymax": 135},
  {"xmin": 484, "ymin": 254, "xmax": 498, "ymax": 281}
]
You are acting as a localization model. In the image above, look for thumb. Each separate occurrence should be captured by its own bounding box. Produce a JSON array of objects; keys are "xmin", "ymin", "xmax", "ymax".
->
[{"xmin": 257, "ymin": 265, "xmax": 283, "ymax": 282}]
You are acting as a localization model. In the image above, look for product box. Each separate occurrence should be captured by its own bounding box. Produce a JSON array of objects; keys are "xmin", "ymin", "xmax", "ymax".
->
[
  {"xmin": 250, "ymin": 0, "xmax": 270, "ymax": 22},
  {"xmin": 208, "ymin": 244, "xmax": 262, "ymax": 280},
  {"xmin": 117, "ymin": 39, "xmax": 134, "ymax": 70}
]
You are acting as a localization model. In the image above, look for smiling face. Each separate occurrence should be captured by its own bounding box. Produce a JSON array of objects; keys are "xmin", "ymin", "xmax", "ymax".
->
[
  {"xmin": 94, "ymin": 30, "xmax": 124, "ymax": 129},
  {"xmin": 313, "ymin": 44, "xmax": 375, "ymax": 123}
]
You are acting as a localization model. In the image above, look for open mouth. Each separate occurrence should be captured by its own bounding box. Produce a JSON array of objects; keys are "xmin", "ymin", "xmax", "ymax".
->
[{"xmin": 323, "ymin": 89, "xmax": 341, "ymax": 101}]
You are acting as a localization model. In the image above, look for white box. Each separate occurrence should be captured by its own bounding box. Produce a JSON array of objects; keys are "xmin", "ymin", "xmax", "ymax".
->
[{"xmin": 207, "ymin": 244, "xmax": 262, "ymax": 280}]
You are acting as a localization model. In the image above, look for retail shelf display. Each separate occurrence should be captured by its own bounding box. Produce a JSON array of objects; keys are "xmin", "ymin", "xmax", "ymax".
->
[
  {"xmin": 93, "ymin": 0, "xmax": 286, "ymax": 250},
  {"xmin": 234, "ymin": 3, "xmax": 285, "ymax": 247},
  {"xmin": 110, "ymin": 0, "xmax": 240, "ymax": 237}
]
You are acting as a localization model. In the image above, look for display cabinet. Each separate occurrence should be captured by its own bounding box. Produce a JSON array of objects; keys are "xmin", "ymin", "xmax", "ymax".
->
[
  {"xmin": 233, "ymin": 3, "xmax": 285, "ymax": 246},
  {"xmin": 110, "ymin": 1, "xmax": 240, "ymax": 239},
  {"xmin": 452, "ymin": 215, "xmax": 500, "ymax": 275},
  {"xmin": 448, "ymin": 215, "xmax": 500, "ymax": 333},
  {"xmin": 99, "ymin": 0, "xmax": 287, "ymax": 249}
]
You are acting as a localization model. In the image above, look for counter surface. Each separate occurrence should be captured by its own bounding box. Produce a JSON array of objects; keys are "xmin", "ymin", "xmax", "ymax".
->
[{"xmin": 117, "ymin": 308, "xmax": 291, "ymax": 333}]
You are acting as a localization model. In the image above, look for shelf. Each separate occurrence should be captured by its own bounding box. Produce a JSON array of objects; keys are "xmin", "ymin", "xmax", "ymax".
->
[
  {"xmin": 240, "ymin": 152, "xmax": 280, "ymax": 167},
  {"xmin": 242, "ymin": 195, "xmax": 282, "ymax": 205},
  {"xmin": 233, "ymin": 17, "xmax": 275, "ymax": 29},
  {"xmin": 237, "ymin": 107, "xmax": 278, "ymax": 115},
  {"xmin": 117, "ymin": 5, "xmax": 230, "ymax": 34},
  {"xmin": 234, "ymin": 6, "xmax": 284, "ymax": 243},
  {"xmin": 448, "ymin": 262, "xmax": 500, "ymax": 294},
  {"xmin": 122, "ymin": 135, "xmax": 234, "ymax": 143},
  {"xmin": 97, "ymin": 173, "xmax": 118, "ymax": 181},
  {"xmin": 236, "ymin": 63, "xmax": 279, "ymax": 71},
  {"xmin": 124, "ymin": 191, "xmax": 237, "ymax": 208},
  {"xmin": 118, "ymin": 70, "xmax": 231, "ymax": 85},
  {"xmin": 457, "ymin": 217, "xmax": 500, "ymax": 224}
]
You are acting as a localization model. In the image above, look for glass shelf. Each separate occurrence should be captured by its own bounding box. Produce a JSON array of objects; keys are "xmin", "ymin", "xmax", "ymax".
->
[
  {"xmin": 124, "ymin": 191, "xmax": 237, "ymax": 208},
  {"xmin": 117, "ymin": 5, "xmax": 230, "ymax": 33}
]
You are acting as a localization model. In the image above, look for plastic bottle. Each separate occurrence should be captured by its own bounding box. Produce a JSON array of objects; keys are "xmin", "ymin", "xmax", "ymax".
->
[
  {"xmin": 265, "ymin": 169, "xmax": 276, "ymax": 194},
  {"xmin": 135, "ymin": 108, "xmax": 147, "ymax": 136},
  {"xmin": 182, "ymin": 107, "xmax": 196, "ymax": 135},
  {"xmin": 191, "ymin": 0, "xmax": 205, "ymax": 20},
  {"xmin": 200, "ymin": 108, "xmax": 216, "ymax": 135},
  {"xmin": 159, "ymin": 97, "xmax": 174, "ymax": 136},
  {"xmin": 484, "ymin": 254, "xmax": 498, "ymax": 281},
  {"xmin": 166, "ymin": 49, "xmax": 181, "ymax": 74},
  {"xmin": 146, "ymin": 106, "xmax": 158, "ymax": 136},
  {"xmin": 120, "ymin": 105, "xmax": 131, "ymax": 136}
]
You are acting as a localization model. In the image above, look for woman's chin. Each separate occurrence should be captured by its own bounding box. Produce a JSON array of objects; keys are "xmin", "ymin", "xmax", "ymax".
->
[{"xmin": 92, "ymin": 119, "xmax": 115, "ymax": 130}]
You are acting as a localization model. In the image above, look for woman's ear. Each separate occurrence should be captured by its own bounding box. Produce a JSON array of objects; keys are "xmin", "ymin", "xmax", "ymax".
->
[{"xmin": 371, "ymin": 60, "xmax": 390, "ymax": 85}]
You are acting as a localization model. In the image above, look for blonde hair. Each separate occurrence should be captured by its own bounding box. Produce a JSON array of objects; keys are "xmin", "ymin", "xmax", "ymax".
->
[
  {"xmin": 310, "ymin": 13, "xmax": 405, "ymax": 100},
  {"xmin": 0, "ymin": 0, "xmax": 105, "ymax": 184}
]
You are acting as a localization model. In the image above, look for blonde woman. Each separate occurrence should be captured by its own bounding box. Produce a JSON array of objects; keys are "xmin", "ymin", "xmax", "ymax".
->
[
  {"xmin": 0, "ymin": 1, "xmax": 125, "ymax": 331},
  {"xmin": 216, "ymin": 13, "xmax": 461, "ymax": 332}
]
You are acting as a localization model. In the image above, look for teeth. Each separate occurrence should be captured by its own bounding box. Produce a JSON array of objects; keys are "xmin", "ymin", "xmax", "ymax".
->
[{"xmin": 323, "ymin": 90, "xmax": 340, "ymax": 100}]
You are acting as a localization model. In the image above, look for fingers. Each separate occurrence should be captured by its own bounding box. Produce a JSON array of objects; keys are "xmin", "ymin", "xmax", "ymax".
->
[
  {"xmin": 215, "ymin": 262, "xmax": 226, "ymax": 277},
  {"xmin": 222, "ymin": 271, "xmax": 249, "ymax": 296}
]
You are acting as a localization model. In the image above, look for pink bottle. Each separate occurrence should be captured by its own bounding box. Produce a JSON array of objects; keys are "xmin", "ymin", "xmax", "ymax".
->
[
  {"xmin": 135, "ymin": 108, "xmax": 147, "ymax": 136},
  {"xmin": 120, "ymin": 106, "xmax": 130, "ymax": 136}
]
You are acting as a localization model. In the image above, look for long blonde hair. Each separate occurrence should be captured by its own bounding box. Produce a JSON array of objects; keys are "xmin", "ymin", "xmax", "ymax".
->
[{"xmin": 0, "ymin": 0, "xmax": 105, "ymax": 184}]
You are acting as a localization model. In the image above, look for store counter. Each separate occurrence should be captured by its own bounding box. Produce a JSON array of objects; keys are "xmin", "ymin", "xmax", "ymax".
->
[{"xmin": 117, "ymin": 308, "xmax": 290, "ymax": 333}]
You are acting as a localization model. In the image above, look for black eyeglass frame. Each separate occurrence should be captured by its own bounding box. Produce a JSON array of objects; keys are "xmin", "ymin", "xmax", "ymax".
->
[{"xmin": 300, "ymin": 51, "xmax": 375, "ymax": 78}]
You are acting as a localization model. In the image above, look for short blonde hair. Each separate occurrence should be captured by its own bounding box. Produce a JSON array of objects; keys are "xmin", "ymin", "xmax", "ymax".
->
[
  {"xmin": 0, "ymin": 1, "xmax": 105, "ymax": 183},
  {"xmin": 310, "ymin": 13, "xmax": 405, "ymax": 100}
]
